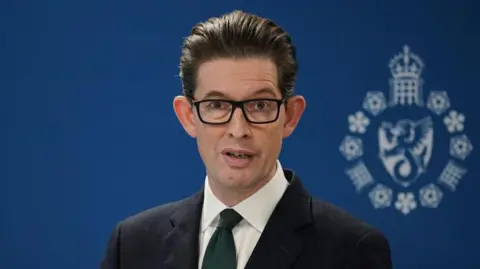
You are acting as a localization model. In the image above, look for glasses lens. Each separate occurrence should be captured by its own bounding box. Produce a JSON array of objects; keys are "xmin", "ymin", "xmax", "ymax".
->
[
  {"xmin": 244, "ymin": 99, "xmax": 278, "ymax": 122},
  {"xmin": 198, "ymin": 100, "xmax": 232, "ymax": 123}
]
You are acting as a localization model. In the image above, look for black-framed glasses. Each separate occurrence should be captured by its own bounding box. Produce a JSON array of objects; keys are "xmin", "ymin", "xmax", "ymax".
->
[{"xmin": 191, "ymin": 98, "xmax": 286, "ymax": 125}]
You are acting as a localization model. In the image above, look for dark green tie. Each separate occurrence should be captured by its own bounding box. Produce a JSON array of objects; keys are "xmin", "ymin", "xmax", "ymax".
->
[{"xmin": 202, "ymin": 209, "xmax": 243, "ymax": 269}]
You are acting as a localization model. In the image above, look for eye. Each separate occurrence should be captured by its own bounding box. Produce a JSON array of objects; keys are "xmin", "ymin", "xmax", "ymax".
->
[
  {"xmin": 206, "ymin": 101, "xmax": 228, "ymax": 110},
  {"xmin": 255, "ymin": 101, "xmax": 267, "ymax": 110},
  {"xmin": 247, "ymin": 100, "xmax": 271, "ymax": 111}
]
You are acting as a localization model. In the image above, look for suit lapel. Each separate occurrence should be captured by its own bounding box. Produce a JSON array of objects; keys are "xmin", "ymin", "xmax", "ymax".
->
[
  {"xmin": 161, "ymin": 169, "xmax": 312, "ymax": 269},
  {"xmin": 245, "ymin": 170, "xmax": 312, "ymax": 269},
  {"xmin": 163, "ymin": 190, "xmax": 204, "ymax": 269}
]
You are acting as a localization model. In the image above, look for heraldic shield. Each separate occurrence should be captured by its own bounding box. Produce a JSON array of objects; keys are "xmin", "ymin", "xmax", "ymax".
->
[{"xmin": 378, "ymin": 116, "xmax": 434, "ymax": 187}]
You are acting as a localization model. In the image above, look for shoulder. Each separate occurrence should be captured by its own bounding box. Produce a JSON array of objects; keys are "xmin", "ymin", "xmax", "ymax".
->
[
  {"xmin": 309, "ymin": 197, "xmax": 390, "ymax": 248},
  {"xmin": 311, "ymin": 198, "xmax": 374, "ymax": 234},
  {"xmin": 118, "ymin": 192, "xmax": 201, "ymax": 234},
  {"xmin": 307, "ymin": 198, "xmax": 392, "ymax": 267},
  {"xmin": 121, "ymin": 200, "xmax": 181, "ymax": 228},
  {"xmin": 99, "ymin": 193, "xmax": 204, "ymax": 267}
]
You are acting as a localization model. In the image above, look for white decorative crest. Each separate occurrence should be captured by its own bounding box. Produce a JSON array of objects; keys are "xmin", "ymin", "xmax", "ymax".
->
[
  {"xmin": 427, "ymin": 91, "xmax": 450, "ymax": 115},
  {"xmin": 363, "ymin": 91, "xmax": 387, "ymax": 116},
  {"xmin": 389, "ymin": 45, "xmax": 424, "ymax": 79},
  {"xmin": 339, "ymin": 45, "xmax": 472, "ymax": 216},
  {"xmin": 388, "ymin": 45, "xmax": 425, "ymax": 107},
  {"xmin": 378, "ymin": 117, "xmax": 433, "ymax": 187}
]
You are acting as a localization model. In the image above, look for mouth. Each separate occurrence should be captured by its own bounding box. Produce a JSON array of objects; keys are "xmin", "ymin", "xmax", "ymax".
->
[
  {"xmin": 221, "ymin": 149, "xmax": 255, "ymax": 168},
  {"xmin": 224, "ymin": 151, "xmax": 253, "ymax": 159}
]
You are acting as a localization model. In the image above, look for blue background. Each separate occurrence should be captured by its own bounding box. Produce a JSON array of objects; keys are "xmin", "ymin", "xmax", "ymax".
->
[{"xmin": 3, "ymin": 0, "xmax": 479, "ymax": 268}]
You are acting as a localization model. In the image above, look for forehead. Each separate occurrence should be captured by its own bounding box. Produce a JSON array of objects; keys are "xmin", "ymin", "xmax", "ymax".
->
[{"xmin": 195, "ymin": 58, "xmax": 280, "ymax": 99}]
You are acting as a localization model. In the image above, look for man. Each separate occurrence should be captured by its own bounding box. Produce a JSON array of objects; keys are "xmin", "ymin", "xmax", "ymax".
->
[{"xmin": 100, "ymin": 10, "xmax": 392, "ymax": 269}]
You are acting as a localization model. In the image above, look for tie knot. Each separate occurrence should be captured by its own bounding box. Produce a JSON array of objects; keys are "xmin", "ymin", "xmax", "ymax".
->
[{"xmin": 218, "ymin": 209, "xmax": 243, "ymax": 229}]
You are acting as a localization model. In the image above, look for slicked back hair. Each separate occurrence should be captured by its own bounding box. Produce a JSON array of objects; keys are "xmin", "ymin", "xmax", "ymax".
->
[{"xmin": 179, "ymin": 10, "xmax": 298, "ymax": 101}]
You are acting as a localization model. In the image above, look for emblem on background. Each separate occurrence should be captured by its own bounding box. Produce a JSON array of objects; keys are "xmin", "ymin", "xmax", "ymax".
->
[{"xmin": 339, "ymin": 45, "xmax": 473, "ymax": 215}]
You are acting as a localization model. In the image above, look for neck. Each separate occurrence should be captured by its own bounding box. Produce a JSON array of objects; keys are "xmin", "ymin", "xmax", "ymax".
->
[{"xmin": 208, "ymin": 163, "xmax": 277, "ymax": 207}]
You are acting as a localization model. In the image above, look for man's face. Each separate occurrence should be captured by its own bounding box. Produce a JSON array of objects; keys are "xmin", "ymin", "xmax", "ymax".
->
[{"xmin": 174, "ymin": 58, "xmax": 305, "ymax": 195}]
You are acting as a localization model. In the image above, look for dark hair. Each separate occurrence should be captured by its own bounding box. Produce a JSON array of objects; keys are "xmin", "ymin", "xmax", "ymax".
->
[{"xmin": 179, "ymin": 10, "xmax": 298, "ymax": 100}]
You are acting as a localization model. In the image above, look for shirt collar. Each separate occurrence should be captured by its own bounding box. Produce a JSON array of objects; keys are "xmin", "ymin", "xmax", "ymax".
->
[{"xmin": 201, "ymin": 160, "xmax": 289, "ymax": 233}]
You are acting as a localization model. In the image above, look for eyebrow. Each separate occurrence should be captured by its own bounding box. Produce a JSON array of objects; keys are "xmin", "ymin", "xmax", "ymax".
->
[{"xmin": 201, "ymin": 88, "xmax": 278, "ymax": 100}]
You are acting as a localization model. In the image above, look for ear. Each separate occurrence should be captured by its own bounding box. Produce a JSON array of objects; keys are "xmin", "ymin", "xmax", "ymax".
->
[
  {"xmin": 173, "ymin": 96, "xmax": 197, "ymax": 138},
  {"xmin": 282, "ymin": 95, "xmax": 306, "ymax": 138}
]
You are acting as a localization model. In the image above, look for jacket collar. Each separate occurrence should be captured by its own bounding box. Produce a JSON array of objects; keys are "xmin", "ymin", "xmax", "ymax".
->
[{"xmin": 163, "ymin": 169, "xmax": 312, "ymax": 269}]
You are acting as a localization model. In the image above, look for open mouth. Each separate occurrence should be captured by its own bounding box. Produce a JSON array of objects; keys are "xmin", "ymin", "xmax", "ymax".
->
[{"xmin": 225, "ymin": 152, "xmax": 252, "ymax": 159}]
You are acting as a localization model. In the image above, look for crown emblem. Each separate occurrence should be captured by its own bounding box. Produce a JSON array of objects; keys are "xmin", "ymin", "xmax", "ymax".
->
[
  {"xmin": 388, "ymin": 46, "xmax": 425, "ymax": 106},
  {"xmin": 389, "ymin": 45, "xmax": 424, "ymax": 79}
]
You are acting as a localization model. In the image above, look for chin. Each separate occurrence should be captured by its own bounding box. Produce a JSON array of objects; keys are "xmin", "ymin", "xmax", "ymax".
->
[{"xmin": 217, "ymin": 168, "xmax": 256, "ymax": 188}]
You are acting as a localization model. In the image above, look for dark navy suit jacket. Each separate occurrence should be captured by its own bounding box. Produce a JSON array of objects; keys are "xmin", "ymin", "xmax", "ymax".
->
[{"xmin": 100, "ymin": 169, "xmax": 392, "ymax": 269}]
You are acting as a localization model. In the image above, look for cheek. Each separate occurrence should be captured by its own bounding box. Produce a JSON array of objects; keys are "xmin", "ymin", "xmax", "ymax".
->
[
  {"xmin": 196, "ymin": 126, "xmax": 223, "ymax": 153},
  {"xmin": 259, "ymin": 124, "xmax": 283, "ymax": 154}
]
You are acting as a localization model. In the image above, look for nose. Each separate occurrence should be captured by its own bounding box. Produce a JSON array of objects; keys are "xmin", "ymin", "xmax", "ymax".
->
[{"xmin": 226, "ymin": 108, "xmax": 251, "ymax": 138}]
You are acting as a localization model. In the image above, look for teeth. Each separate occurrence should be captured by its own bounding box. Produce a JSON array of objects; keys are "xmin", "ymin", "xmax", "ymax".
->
[{"xmin": 227, "ymin": 152, "xmax": 251, "ymax": 159}]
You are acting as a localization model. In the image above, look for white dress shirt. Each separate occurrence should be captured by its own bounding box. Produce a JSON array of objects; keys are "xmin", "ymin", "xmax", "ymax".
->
[{"xmin": 198, "ymin": 160, "xmax": 289, "ymax": 269}]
